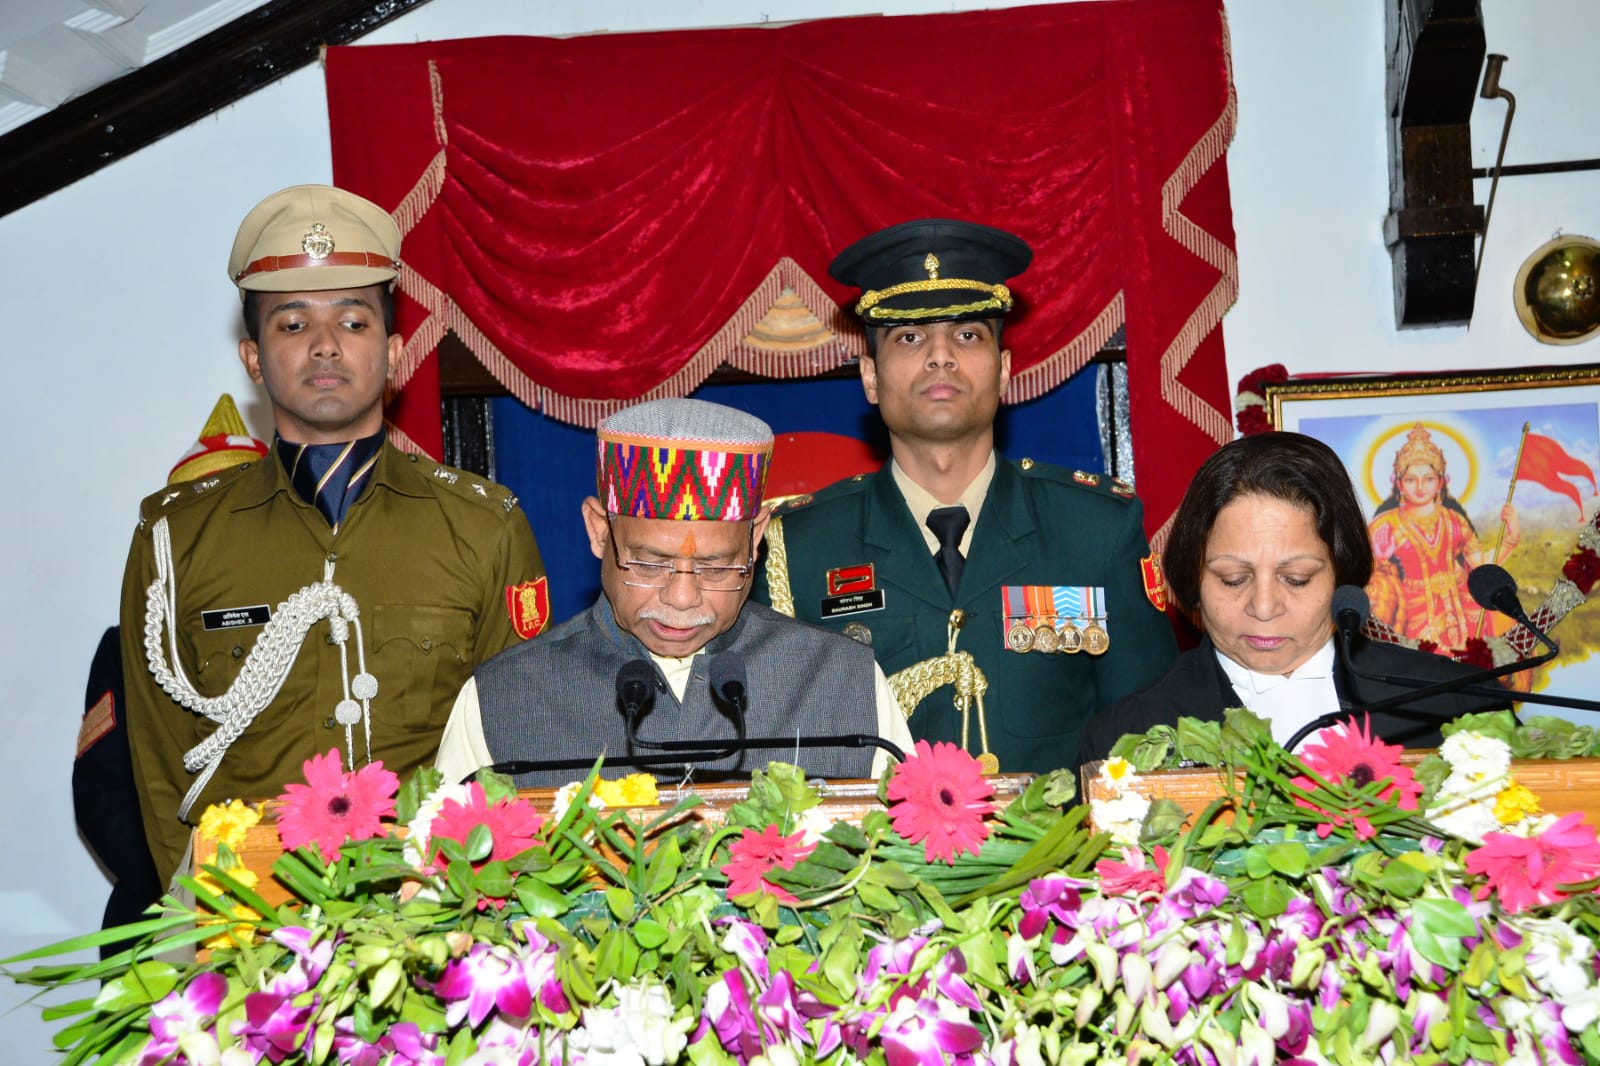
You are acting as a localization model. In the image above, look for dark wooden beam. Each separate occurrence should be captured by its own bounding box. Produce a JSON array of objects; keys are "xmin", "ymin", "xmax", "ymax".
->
[
  {"xmin": 1384, "ymin": 0, "xmax": 1486, "ymax": 328},
  {"xmin": 0, "ymin": 0, "xmax": 433, "ymax": 219}
]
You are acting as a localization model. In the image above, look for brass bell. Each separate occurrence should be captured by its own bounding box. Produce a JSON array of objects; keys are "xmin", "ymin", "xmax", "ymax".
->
[{"xmin": 1513, "ymin": 235, "xmax": 1600, "ymax": 345}]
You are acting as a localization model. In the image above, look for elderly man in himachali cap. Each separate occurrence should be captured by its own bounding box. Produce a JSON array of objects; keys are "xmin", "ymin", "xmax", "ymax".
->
[
  {"xmin": 121, "ymin": 185, "xmax": 547, "ymax": 886},
  {"xmin": 436, "ymin": 398, "xmax": 913, "ymax": 788}
]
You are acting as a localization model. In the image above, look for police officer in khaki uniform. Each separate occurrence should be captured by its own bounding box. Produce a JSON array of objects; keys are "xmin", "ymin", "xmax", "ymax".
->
[
  {"xmin": 753, "ymin": 219, "xmax": 1178, "ymax": 775},
  {"xmin": 120, "ymin": 185, "xmax": 548, "ymax": 883}
]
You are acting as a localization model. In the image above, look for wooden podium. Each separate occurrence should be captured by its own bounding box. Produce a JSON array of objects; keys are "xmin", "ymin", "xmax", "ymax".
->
[{"xmin": 1080, "ymin": 754, "xmax": 1600, "ymax": 831}]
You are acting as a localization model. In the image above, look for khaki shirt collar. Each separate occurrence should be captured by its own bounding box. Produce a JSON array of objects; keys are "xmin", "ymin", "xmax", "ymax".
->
[
  {"xmin": 231, "ymin": 437, "xmax": 434, "ymax": 511},
  {"xmin": 889, "ymin": 451, "xmax": 996, "ymax": 556}
]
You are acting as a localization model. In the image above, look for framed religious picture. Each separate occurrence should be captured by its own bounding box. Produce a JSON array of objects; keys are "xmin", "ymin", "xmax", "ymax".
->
[{"xmin": 1265, "ymin": 365, "xmax": 1600, "ymax": 723}]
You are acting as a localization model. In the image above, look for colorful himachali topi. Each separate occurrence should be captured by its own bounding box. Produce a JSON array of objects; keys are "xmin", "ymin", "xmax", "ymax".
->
[{"xmin": 596, "ymin": 398, "xmax": 772, "ymax": 522}]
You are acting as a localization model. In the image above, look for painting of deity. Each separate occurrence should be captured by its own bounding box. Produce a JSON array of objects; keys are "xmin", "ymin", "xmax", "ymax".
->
[{"xmin": 1267, "ymin": 366, "xmax": 1600, "ymax": 719}]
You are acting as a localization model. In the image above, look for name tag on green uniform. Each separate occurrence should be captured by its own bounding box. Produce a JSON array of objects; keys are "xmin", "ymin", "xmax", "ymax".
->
[{"xmin": 202, "ymin": 605, "xmax": 272, "ymax": 630}]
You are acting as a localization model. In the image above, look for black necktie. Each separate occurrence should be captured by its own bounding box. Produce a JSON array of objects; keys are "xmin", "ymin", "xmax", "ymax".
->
[
  {"xmin": 926, "ymin": 506, "xmax": 971, "ymax": 597},
  {"xmin": 278, "ymin": 434, "xmax": 383, "ymax": 532}
]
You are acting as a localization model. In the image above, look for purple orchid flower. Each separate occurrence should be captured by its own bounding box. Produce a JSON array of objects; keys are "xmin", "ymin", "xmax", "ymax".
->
[
  {"xmin": 141, "ymin": 972, "xmax": 227, "ymax": 1066},
  {"xmin": 332, "ymin": 1019, "xmax": 444, "ymax": 1066},
  {"xmin": 233, "ymin": 989, "xmax": 317, "ymax": 1063},
  {"xmin": 434, "ymin": 943, "xmax": 534, "ymax": 1028},
  {"xmin": 874, "ymin": 995, "xmax": 982, "ymax": 1066}
]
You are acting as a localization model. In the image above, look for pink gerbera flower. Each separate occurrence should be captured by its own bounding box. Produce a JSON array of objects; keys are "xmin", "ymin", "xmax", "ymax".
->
[
  {"xmin": 721, "ymin": 825, "xmax": 815, "ymax": 904},
  {"xmin": 1095, "ymin": 845, "xmax": 1169, "ymax": 896},
  {"xmin": 275, "ymin": 750, "xmax": 398, "ymax": 862},
  {"xmin": 1289, "ymin": 717, "xmax": 1422, "ymax": 839},
  {"xmin": 886, "ymin": 740, "xmax": 996, "ymax": 864},
  {"xmin": 1465, "ymin": 811, "xmax": 1600, "ymax": 913},
  {"xmin": 429, "ymin": 783, "xmax": 543, "ymax": 870}
]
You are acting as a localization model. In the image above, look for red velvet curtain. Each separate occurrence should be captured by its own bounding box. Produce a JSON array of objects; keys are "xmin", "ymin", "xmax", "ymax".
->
[{"xmin": 325, "ymin": 0, "xmax": 1237, "ymax": 543}]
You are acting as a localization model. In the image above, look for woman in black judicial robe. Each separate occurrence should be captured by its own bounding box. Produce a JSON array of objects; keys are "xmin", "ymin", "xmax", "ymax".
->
[{"xmin": 1078, "ymin": 433, "xmax": 1511, "ymax": 767}]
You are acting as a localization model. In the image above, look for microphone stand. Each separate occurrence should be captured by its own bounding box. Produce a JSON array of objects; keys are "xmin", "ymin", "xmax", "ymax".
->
[
  {"xmin": 1284, "ymin": 633, "xmax": 1558, "ymax": 753},
  {"xmin": 478, "ymin": 734, "xmax": 905, "ymax": 783}
]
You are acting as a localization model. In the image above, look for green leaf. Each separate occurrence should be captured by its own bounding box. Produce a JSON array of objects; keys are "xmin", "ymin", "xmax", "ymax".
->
[
  {"xmin": 515, "ymin": 877, "xmax": 571, "ymax": 919},
  {"xmin": 464, "ymin": 824, "xmax": 494, "ymax": 864},
  {"xmin": 645, "ymin": 836, "xmax": 683, "ymax": 896},
  {"xmin": 1264, "ymin": 842, "xmax": 1309, "ymax": 879},
  {"xmin": 855, "ymin": 880, "xmax": 900, "ymax": 912},
  {"xmin": 369, "ymin": 958, "xmax": 405, "ymax": 1010},
  {"xmin": 632, "ymin": 919, "xmax": 669, "ymax": 950},
  {"xmin": 1142, "ymin": 799, "xmax": 1188, "ymax": 841},
  {"xmin": 1410, "ymin": 898, "xmax": 1478, "ymax": 969},
  {"xmin": 605, "ymin": 887, "xmax": 635, "ymax": 922},
  {"xmin": 1238, "ymin": 875, "xmax": 1292, "ymax": 917},
  {"xmin": 476, "ymin": 860, "xmax": 514, "ymax": 901},
  {"xmin": 91, "ymin": 961, "xmax": 181, "ymax": 1010}
]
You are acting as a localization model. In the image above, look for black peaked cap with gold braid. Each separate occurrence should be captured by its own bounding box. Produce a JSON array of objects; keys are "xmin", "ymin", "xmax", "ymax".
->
[{"xmin": 829, "ymin": 218, "xmax": 1032, "ymax": 327}]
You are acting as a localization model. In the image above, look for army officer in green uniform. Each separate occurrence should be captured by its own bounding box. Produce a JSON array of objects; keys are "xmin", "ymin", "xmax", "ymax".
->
[
  {"xmin": 121, "ymin": 185, "xmax": 548, "ymax": 883},
  {"xmin": 754, "ymin": 219, "xmax": 1177, "ymax": 774}
]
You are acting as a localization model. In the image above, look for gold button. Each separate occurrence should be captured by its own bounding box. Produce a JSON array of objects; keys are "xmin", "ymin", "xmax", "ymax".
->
[
  {"xmin": 1020, "ymin": 458, "xmax": 1035, "ymax": 470},
  {"xmin": 421, "ymin": 638, "xmax": 433, "ymax": 652},
  {"xmin": 231, "ymin": 646, "xmax": 244, "ymax": 659}
]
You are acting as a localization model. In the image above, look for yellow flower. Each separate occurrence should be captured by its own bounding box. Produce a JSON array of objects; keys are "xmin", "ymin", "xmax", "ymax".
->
[
  {"xmin": 1098, "ymin": 757, "xmax": 1138, "ymax": 794},
  {"xmin": 595, "ymin": 773, "xmax": 659, "ymax": 807},
  {"xmin": 1493, "ymin": 782, "xmax": 1541, "ymax": 826},
  {"xmin": 197, "ymin": 799, "xmax": 262, "ymax": 851}
]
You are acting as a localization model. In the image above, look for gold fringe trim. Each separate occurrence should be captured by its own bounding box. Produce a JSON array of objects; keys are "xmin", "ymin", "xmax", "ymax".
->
[
  {"xmin": 383, "ymin": 419, "xmax": 434, "ymax": 460},
  {"xmin": 1153, "ymin": 8, "xmax": 1239, "ymax": 456},
  {"xmin": 1004, "ymin": 293, "xmax": 1124, "ymax": 403},
  {"xmin": 405, "ymin": 257, "xmax": 860, "ymax": 428}
]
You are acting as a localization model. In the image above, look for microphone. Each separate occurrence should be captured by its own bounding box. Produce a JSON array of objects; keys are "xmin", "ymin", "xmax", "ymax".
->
[
  {"xmin": 616, "ymin": 659, "xmax": 657, "ymax": 755},
  {"xmin": 1283, "ymin": 577, "xmax": 1563, "ymax": 752},
  {"xmin": 708, "ymin": 653, "xmax": 749, "ymax": 759},
  {"xmin": 1331, "ymin": 585, "xmax": 1370, "ymax": 642},
  {"xmin": 1468, "ymin": 564, "xmax": 1558, "ymax": 652},
  {"xmin": 709, "ymin": 653, "xmax": 749, "ymax": 719}
]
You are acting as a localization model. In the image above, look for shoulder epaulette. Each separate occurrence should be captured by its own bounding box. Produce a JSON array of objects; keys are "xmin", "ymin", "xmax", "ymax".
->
[
  {"xmin": 417, "ymin": 457, "xmax": 522, "ymax": 515},
  {"xmin": 136, "ymin": 460, "xmax": 258, "ymax": 523},
  {"xmin": 1015, "ymin": 457, "xmax": 1136, "ymax": 501}
]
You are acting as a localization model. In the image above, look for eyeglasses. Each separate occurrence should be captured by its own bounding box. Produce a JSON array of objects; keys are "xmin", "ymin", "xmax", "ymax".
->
[{"xmin": 607, "ymin": 517, "xmax": 756, "ymax": 591}]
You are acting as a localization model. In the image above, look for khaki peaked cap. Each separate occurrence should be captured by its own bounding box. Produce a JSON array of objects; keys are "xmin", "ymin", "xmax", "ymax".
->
[{"xmin": 227, "ymin": 184, "xmax": 401, "ymax": 294}]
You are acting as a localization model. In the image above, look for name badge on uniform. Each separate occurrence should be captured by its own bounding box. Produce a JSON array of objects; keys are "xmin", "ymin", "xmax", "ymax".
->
[
  {"xmin": 1001, "ymin": 586, "xmax": 1109, "ymax": 656},
  {"xmin": 201, "ymin": 604, "xmax": 272, "ymax": 631},
  {"xmin": 821, "ymin": 563, "xmax": 886, "ymax": 619}
]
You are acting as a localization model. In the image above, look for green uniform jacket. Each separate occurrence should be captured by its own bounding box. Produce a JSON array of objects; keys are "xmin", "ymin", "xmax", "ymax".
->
[
  {"xmin": 753, "ymin": 457, "xmax": 1177, "ymax": 774},
  {"xmin": 120, "ymin": 443, "xmax": 545, "ymax": 883}
]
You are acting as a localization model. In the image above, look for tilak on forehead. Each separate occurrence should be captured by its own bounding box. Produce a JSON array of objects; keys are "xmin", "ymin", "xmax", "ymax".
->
[{"xmin": 596, "ymin": 398, "xmax": 773, "ymax": 522}]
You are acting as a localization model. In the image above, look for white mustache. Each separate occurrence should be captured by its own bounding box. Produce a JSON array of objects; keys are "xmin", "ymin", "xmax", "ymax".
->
[{"xmin": 637, "ymin": 606, "xmax": 715, "ymax": 628}]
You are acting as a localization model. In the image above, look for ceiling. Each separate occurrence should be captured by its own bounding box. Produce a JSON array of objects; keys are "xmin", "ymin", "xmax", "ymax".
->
[{"xmin": 0, "ymin": 0, "xmax": 271, "ymax": 137}]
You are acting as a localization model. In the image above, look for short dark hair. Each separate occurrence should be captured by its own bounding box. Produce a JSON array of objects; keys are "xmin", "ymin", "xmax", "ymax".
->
[
  {"xmin": 861, "ymin": 316, "xmax": 1005, "ymax": 359},
  {"xmin": 1162, "ymin": 432, "xmax": 1373, "ymax": 612},
  {"xmin": 241, "ymin": 285, "xmax": 396, "ymax": 342}
]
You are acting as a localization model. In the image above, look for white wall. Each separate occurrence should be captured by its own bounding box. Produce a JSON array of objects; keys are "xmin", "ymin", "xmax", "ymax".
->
[{"xmin": 1, "ymin": 0, "xmax": 1594, "ymax": 1056}]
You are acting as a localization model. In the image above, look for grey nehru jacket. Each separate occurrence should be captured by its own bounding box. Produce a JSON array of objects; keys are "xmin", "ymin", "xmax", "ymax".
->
[{"xmin": 475, "ymin": 597, "xmax": 880, "ymax": 787}]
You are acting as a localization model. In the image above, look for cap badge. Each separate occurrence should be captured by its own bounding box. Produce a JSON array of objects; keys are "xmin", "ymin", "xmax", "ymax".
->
[
  {"xmin": 301, "ymin": 222, "xmax": 336, "ymax": 260},
  {"xmin": 923, "ymin": 253, "xmax": 940, "ymax": 279}
]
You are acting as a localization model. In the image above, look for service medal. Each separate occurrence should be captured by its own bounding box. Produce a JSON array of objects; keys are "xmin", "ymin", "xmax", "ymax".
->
[
  {"xmin": 1083, "ymin": 621, "xmax": 1110, "ymax": 656},
  {"xmin": 1032, "ymin": 622, "xmax": 1060, "ymax": 654},
  {"xmin": 1006, "ymin": 619, "xmax": 1036, "ymax": 653},
  {"xmin": 1058, "ymin": 620, "xmax": 1084, "ymax": 654},
  {"xmin": 977, "ymin": 752, "xmax": 1000, "ymax": 775}
]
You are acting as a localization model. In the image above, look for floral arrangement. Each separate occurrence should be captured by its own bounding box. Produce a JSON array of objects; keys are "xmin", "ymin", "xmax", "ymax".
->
[
  {"xmin": 1232, "ymin": 363, "xmax": 1288, "ymax": 437},
  {"xmin": 8, "ymin": 717, "xmax": 1600, "ymax": 1066}
]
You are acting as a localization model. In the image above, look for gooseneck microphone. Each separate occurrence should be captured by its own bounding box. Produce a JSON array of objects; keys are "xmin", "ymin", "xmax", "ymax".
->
[
  {"xmin": 1282, "ymin": 578, "xmax": 1564, "ymax": 753},
  {"xmin": 1468, "ymin": 564, "xmax": 1559, "ymax": 653},
  {"xmin": 708, "ymin": 653, "xmax": 749, "ymax": 747},
  {"xmin": 1331, "ymin": 584, "xmax": 1370, "ymax": 644},
  {"xmin": 616, "ymin": 658, "xmax": 657, "ymax": 755}
]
